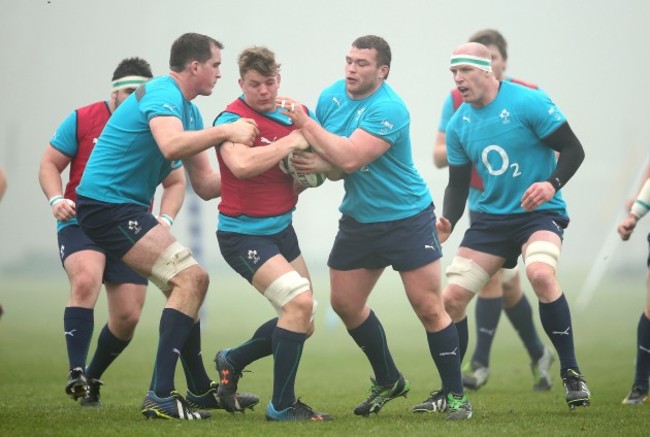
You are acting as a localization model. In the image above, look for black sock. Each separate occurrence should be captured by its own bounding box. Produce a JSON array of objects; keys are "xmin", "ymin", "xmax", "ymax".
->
[
  {"xmin": 633, "ymin": 313, "xmax": 650, "ymax": 391},
  {"xmin": 505, "ymin": 294, "xmax": 544, "ymax": 363},
  {"xmin": 348, "ymin": 310, "xmax": 399, "ymax": 386},
  {"xmin": 472, "ymin": 297, "xmax": 502, "ymax": 367},
  {"xmin": 86, "ymin": 324, "xmax": 130, "ymax": 379},
  {"xmin": 64, "ymin": 307, "xmax": 94, "ymax": 370},
  {"xmin": 271, "ymin": 326, "xmax": 306, "ymax": 411},
  {"xmin": 227, "ymin": 317, "xmax": 277, "ymax": 370},
  {"xmin": 455, "ymin": 317, "xmax": 469, "ymax": 364},
  {"xmin": 180, "ymin": 322, "xmax": 212, "ymax": 394},
  {"xmin": 150, "ymin": 308, "xmax": 194, "ymax": 397},
  {"xmin": 427, "ymin": 322, "xmax": 463, "ymax": 394},
  {"xmin": 539, "ymin": 293, "xmax": 579, "ymax": 378}
]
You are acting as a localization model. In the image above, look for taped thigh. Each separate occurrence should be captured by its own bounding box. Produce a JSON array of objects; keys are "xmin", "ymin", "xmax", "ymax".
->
[
  {"xmin": 445, "ymin": 256, "xmax": 490, "ymax": 293},
  {"xmin": 263, "ymin": 271, "xmax": 311, "ymax": 316},
  {"xmin": 148, "ymin": 241, "xmax": 198, "ymax": 292},
  {"xmin": 500, "ymin": 265, "xmax": 519, "ymax": 283},
  {"xmin": 524, "ymin": 241, "xmax": 560, "ymax": 269}
]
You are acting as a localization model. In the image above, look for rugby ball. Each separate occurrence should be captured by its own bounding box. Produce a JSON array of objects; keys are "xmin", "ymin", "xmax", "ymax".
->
[{"xmin": 280, "ymin": 153, "xmax": 326, "ymax": 188}]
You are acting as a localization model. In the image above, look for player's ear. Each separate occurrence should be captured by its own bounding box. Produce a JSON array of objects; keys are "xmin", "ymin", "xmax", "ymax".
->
[{"xmin": 276, "ymin": 73, "xmax": 282, "ymax": 87}]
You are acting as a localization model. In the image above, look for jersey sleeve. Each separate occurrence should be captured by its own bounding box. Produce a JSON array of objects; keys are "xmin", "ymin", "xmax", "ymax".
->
[
  {"xmin": 521, "ymin": 90, "xmax": 567, "ymax": 139},
  {"xmin": 445, "ymin": 117, "xmax": 470, "ymax": 166},
  {"xmin": 213, "ymin": 111, "xmax": 241, "ymax": 126},
  {"xmin": 359, "ymin": 100, "xmax": 409, "ymax": 145},
  {"xmin": 438, "ymin": 93, "xmax": 454, "ymax": 132},
  {"xmin": 138, "ymin": 83, "xmax": 185, "ymax": 122},
  {"xmin": 49, "ymin": 111, "xmax": 78, "ymax": 157}
]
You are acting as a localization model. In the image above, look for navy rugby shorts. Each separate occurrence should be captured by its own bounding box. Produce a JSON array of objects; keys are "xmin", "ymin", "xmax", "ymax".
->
[
  {"xmin": 328, "ymin": 203, "xmax": 442, "ymax": 272},
  {"xmin": 57, "ymin": 224, "xmax": 147, "ymax": 285},
  {"xmin": 217, "ymin": 224, "xmax": 301, "ymax": 283},
  {"xmin": 463, "ymin": 210, "xmax": 569, "ymax": 269},
  {"xmin": 76, "ymin": 195, "xmax": 160, "ymax": 260}
]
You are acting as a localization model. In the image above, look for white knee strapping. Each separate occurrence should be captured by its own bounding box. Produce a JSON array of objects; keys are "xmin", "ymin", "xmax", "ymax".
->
[
  {"xmin": 263, "ymin": 271, "xmax": 311, "ymax": 317},
  {"xmin": 445, "ymin": 256, "xmax": 490, "ymax": 293},
  {"xmin": 148, "ymin": 241, "xmax": 198, "ymax": 292},
  {"xmin": 524, "ymin": 241, "xmax": 560, "ymax": 269},
  {"xmin": 501, "ymin": 265, "xmax": 519, "ymax": 283}
]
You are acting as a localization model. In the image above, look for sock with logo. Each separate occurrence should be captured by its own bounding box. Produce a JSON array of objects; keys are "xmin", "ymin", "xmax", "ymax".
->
[
  {"xmin": 539, "ymin": 293, "xmax": 579, "ymax": 378},
  {"xmin": 271, "ymin": 326, "xmax": 306, "ymax": 411},
  {"xmin": 150, "ymin": 308, "xmax": 194, "ymax": 397},
  {"xmin": 427, "ymin": 322, "xmax": 463, "ymax": 394},
  {"xmin": 471, "ymin": 297, "xmax": 503, "ymax": 367},
  {"xmin": 180, "ymin": 321, "xmax": 212, "ymax": 394},
  {"xmin": 455, "ymin": 317, "xmax": 469, "ymax": 363},
  {"xmin": 505, "ymin": 294, "xmax": 544, "ymax": 363},
  {"xmin": 64, "ymin": 306, "xmax": 94, "ymax": 370},
  {"xmin": 348, "ymin": 310, "xmax": 399, "ymax": 386},
  {"xmin": 226, "ymin": 317, "xmax": 277, "ymax": 370},
  {"xmin": 633, "ymin": 312, "xmax": 650, "ymax": 391},
  {"xmin": 85, "ymin": 324, "xmax": 130, "ymax": 380}
]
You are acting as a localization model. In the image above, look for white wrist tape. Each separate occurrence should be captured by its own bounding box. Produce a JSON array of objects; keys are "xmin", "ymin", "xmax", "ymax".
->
[{"xmin": 631, "ymin": 179, "xmax": 650, "ymax": 219}]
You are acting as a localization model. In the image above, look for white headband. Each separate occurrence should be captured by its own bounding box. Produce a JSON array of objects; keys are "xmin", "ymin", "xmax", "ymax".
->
[
  {"xmin": 111, "ymin": 75, "xmax": 149, "ymax": 92},
  {"xmin": 450, "ymin": 55, "xmax": 492, "ymax": 72}
]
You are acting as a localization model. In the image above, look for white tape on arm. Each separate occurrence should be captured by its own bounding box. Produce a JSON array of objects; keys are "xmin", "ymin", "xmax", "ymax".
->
[{"xmin": 631, "ymin": 179, "xmax": 650, "ymax": 219}]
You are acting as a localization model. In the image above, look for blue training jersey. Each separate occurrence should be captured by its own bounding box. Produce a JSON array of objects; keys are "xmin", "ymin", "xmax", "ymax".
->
[
  {"xmin": 77, "ymin": 76, "xmax": 190, "ymax": 206},
  {"xmin": 446, "ymin": 80, "xmax": 567, "ymax": 215},
  {"xmin": 439, "ymin": 78, "xmax": 549, "ymax": 210},
  {"xmin": 316, "ymin": 80, "xmax": 432, "ymax": 223}
]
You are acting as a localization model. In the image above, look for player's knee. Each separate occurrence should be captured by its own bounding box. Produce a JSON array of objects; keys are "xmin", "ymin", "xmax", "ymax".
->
[
  {"xmin": 70, "ymin": 273, "xmax": 102, "ymax": 304},
  {"xmin": 148, "ymin": 241, "xmax": 200, "ymax": 293},
  {"xmin": 112, "ymin": 310, "xmax": 140, "ymax": 337},
  {"xmin": 446, "ymin": 256, "xmax": 490, "ymax": 294},
  {"xmin": 263, "ymin": 271, "xmax": 312, "ymax": 318},
  {"xmin": 524, "ymin": 241, "xmax": 560, "ymax": 270}
]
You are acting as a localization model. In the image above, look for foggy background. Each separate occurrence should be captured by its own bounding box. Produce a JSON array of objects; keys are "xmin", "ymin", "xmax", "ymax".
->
[{"xmin": 1, "ymin": 0, "xmax": 649, "ymax": 306}]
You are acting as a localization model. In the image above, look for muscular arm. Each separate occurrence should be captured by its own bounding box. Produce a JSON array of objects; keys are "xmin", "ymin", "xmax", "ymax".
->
[
  {"xmin": 0, "ymin": 167, "xmax": 6, "ymax": 202},
  {"xmin": 150, "ymin": 116, "xmax": 259, "ymax": 161},
  {"xmin": 300, "ymin": 118, "xmax": 391, "ymax": 173},
  {"xmin": 158, "ymin": 167, "xmax": 186, "ymax": 223},
  {"xmin": 183, "ymin": 150, "xmax": 221, "ymax": 200},
  {"xmin": 541, "ymin": 122, "xmax": 585, "ymax": 192},
  {"xmin": 442, "ymin": 163, "xmax": 472, "ymax": 231},
  {"xmin": 433, "ymin": 130, "xmax": 449, "ymax": 169},
  {"xmin": 219, "ymin": 130, "xmax": 309, "ymax": 179}
]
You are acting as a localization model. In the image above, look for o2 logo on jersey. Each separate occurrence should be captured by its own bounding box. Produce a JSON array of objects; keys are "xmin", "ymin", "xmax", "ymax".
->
[{"xmin": 481, "ymin": 145, "xmax": 521, "ymax": 178}]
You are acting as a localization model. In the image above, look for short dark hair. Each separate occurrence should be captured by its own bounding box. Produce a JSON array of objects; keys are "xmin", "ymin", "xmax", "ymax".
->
[
  {"xmin": 238, "ymin": 46, "xmax": 280, "ymax": 78},
  {"xmin": 352, "ymin": 35, "xmax": 391, "ymax": 79},
  {"xmin": 469, "ymin": 29, "xmax": 508, "ymax": 60},
  {"xmin": 169, "ymin": 33, "xmax": 224, "ymax": 72},
  {"xmin": 112, "ymin": 57, "xmax": 153, "ymax": 81}
]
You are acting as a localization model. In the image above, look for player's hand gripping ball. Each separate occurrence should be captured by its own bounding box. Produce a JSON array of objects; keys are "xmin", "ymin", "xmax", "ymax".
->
[{"xmin": 279, "ymin": 152, "xmax": 326, "ymax": 188}]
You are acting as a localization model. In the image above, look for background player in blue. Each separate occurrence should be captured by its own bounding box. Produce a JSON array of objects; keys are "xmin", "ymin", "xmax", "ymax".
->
[
  {"xmin": 277, "ymin": 35, "xmax": 472, "ymax": 420},
  {"xmin": 39, "ymin": 57, "xmax": 185, "ymax": 407},
  {"xmin": 433, "ymin": 29, "xmax": 554, "ymax": 392},
  {"xmin": 617, "ymin": 168, "xmax": 650, "ymax": 405},
  {"xmin": 436, "ymin": 42, "xmax": 590, "ymax": 410},
  {"xmin": 212, "ymin": 46, "xmax": 332, "ymax": 422},
  {"xmin": 75, "ymin": 33, "xmax": 260, "ymax": 420}
]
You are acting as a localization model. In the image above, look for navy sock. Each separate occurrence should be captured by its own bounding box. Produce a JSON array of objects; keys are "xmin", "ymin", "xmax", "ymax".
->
[
  {"xmin": 456, "ymin": 317, "xmax": 469, "ymax": 364},
  {"xmin": 180, "ymin": 322, "xmax": 212, "ymax": 394},
  {"xmin": 227, "ymin": 318, "xmax": 277, "ymax": 370},
  {"xmin": 150, "ymin": 308, "xmax": 194, "ymax": 397},
  {"xmin": 271, "ymin": 326, "xmax": 306, "ymax": 411},
  {"xmin": 505, "ymin": 294, "xmax": 544, "ymax": 363},
  {"xmin": 86, "ymin": 324, "xmax": 130, "ymax": 379},
  {"xmin": 427, "ymin": 322, "xmax": 463, "ymax": 394},
  {"xmin": 471, "ymin": 297, "xmax": 502, "ymax": 367},
  {"xmin": 348, "ymin": 310, "xmax": 399, "ymax": 386},
  {"xmin": 539, "ymin": 293, "xmax": 579, "ymax": 377},
  {"xmin": 633, "ymin": 313, "xmax": 650, "ymax": 391},
  {"xmin": 64, "ymin": 307, "xmax": 94, "ymax": 370}
]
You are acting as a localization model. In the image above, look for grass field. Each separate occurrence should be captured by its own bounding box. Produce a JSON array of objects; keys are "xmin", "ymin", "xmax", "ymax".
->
[{"xmin": 1, "ymin": 270, "xmax": 649, "ymax": 436}]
